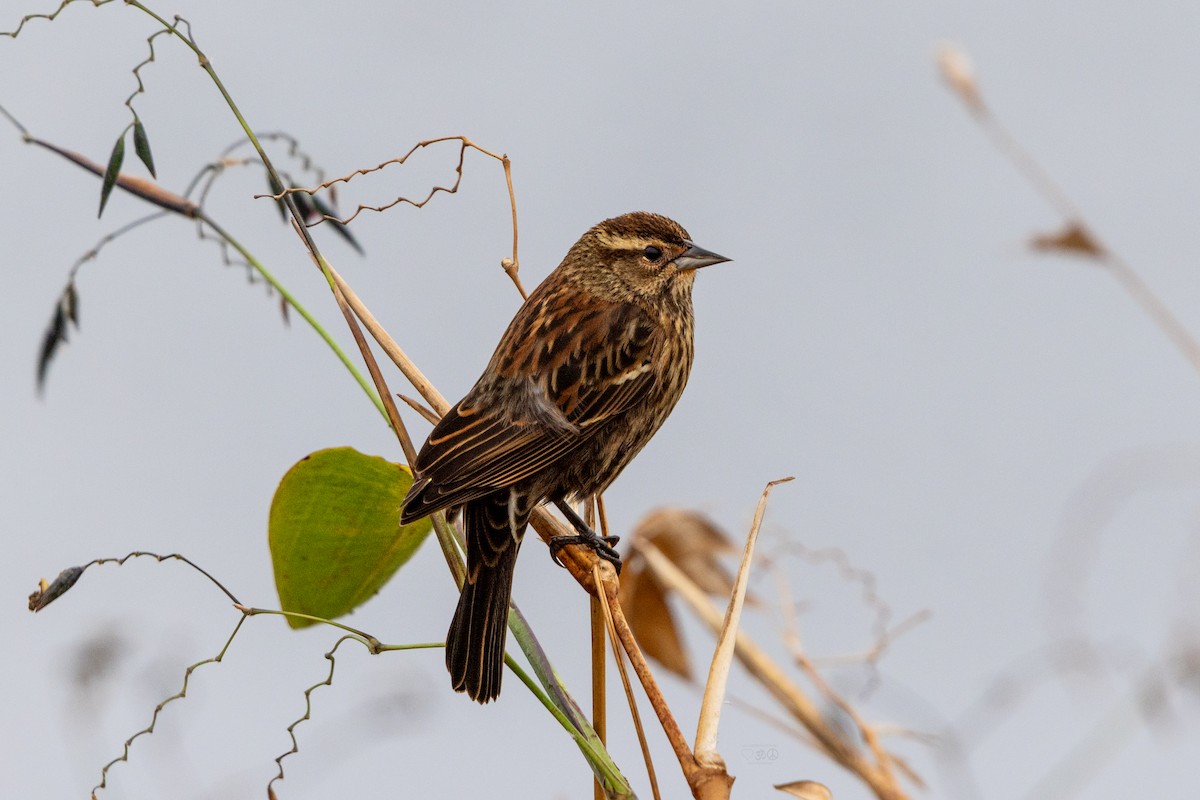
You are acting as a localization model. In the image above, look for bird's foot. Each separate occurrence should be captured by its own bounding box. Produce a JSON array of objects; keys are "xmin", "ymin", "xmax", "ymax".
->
[
  {"xmin": 548, "ymin": 532, "xmax": 622, "ymax": 572},
  {"xmin": 550, "ymin": 499, "xmax": 623, "ymax": 573}
]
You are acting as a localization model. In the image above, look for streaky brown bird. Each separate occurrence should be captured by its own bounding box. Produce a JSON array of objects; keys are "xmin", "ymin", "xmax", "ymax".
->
[{"xmin": 399, "ymin": 211, "xmax": 729, "ymax": 702}]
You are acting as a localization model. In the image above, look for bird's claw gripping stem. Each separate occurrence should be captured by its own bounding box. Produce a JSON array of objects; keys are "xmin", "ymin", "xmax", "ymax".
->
[
  {"xmin": 548, "ymin": 532, "xmax": 622, "ymax": 572},
  {"xmin": 550, "ymin": 499, "xmax": 623, "ymax": 573}
]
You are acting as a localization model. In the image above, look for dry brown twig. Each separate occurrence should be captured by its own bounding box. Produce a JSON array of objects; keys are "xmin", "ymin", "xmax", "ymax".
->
[
  {"xmin": 582, "ymin": 480, "xmax": 802, "ymax": 800},
  {"xmin": 600, "ymin": 562, "xmax": 737, "ymax": 799},
  {"xmin": 594, "ymin": 563, "xmax": 662, "ymax": 800},
  {"xmin": 396, "ymin": 393, "xmax": 440, "ymax": 425},
  {"xmin": 765, "ymin": 542, "xmax": 930, "ymax": 683},
  {"xmin": 263, "ymin": 135, "xmax": 528, "ymax": 298},
  {"xmin": 939, "ymin": 46, "xmax": 1200, "ymax": 796},
  {"xmin": 591, "ymin": 590, "xmax": 611, "ymax": 800},
  {"xmin": 936, "ymin": 42, "xmax": 1200, "ymax": 377},
  {"xmin": 590, "ymin": 498, "xmax": 611, "ymax": 800},
  {"xmin": 637, "ymin": 537, "xmax": 912, "ymax": 800},
  {"xmin": 695, "ymin": 478, "xmax": 794, "ymax": 771},
  {"xmin": 24, "ymin": 134, "xmax": 199, "ymax": 217}
]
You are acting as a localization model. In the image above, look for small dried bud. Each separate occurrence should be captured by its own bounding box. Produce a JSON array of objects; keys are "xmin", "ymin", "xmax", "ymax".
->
[
  {"xmin": 937, "ymin": 42, "xmax": 983, "ymax": 111},
  {"xmin": 28, "ymin": 566, "xmax": 84, "ymax": 612},
  {"xmin": 1030, "ymin": 221, "xmax": 1105, "ymax": 260},
  {"xmin": 27, "ymin": 579, "xmax": 48, "ymax": 611}
]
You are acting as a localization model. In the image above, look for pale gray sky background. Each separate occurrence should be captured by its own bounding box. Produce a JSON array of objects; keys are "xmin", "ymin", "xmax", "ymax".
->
[{"xmin": 3, "ymin": 2, "xmax": 1199, "ymax": 798}]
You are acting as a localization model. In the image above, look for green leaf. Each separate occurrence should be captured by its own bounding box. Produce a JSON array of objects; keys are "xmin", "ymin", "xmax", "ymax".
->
[
  {"xmin": 98, "ymin": 133, "xmax": 125, "ymax": 218},
  {"xmin": 269, "ymin": 447, "xmax": 431, "ymax": 628},
  {"xmin": 37, "ymin": 280, "xmax": 80, "ymax": 392},
  {"xmin": 132, "ymin": 119, "xmax": 156, "ymax": 178}
]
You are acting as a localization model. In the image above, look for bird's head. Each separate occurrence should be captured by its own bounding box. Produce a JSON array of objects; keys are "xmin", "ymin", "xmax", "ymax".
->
[{"xmin": 559, "ymin": 211, "xmax": 729, "ymax": 306}]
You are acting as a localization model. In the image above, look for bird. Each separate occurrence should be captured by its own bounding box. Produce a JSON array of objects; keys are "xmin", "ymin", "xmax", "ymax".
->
[{"xmin": 399, "ymin": 211, "xmax": 729, "ymax": 702}]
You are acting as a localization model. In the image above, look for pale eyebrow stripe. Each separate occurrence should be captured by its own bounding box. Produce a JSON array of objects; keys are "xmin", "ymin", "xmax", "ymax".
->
[{"xmin": 594, "ymin": 230, "xmax": 654, "ymax": 250}]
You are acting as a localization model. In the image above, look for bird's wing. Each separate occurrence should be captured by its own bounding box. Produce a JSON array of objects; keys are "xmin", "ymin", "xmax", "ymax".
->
[{"xmin": 400, "ymin": 299, "xmax": 660, "ymax": 520}]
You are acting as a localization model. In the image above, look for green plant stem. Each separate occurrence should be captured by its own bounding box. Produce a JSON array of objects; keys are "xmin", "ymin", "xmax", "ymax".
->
[
  {"xmin": 508, "ymin": 605, "xmax": 632, "ymax": 797},
  {"xmin": 236, "ymin": 605, "xmax": 383, "ymax": 648},
  {"xmin": 240, "ymin": 602, "xmax": 626, "ymax": 793},
  {"xmin": 505, "ymin": 654, "xmax": 631, "ymax": 798},
  {"xmin": 199, "ymin": 213, "xmax": 386, "ymax": 421},
  {"xmin": 435, "ymin": 510, "xmax": 629, "ymax": 793},
  {"xmin": 126, "ymin": 4, "xmax": 385, "ymax": 418},
  {"xmin": 127, "ymin": 3, "xmax": 338, "ymax": 291}
]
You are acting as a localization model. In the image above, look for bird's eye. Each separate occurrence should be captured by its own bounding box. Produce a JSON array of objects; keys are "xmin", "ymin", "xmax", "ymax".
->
[{"xmin": 642, "ymin": 245, "xmax": 663, "ymax": 261}]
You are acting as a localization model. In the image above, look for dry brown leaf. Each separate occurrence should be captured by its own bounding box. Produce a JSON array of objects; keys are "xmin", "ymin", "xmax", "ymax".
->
[
  {"xmin": 775, "ymin": 780, "xmax": 833, "ymax": 799},
  {"xmin": 634, "ymin": 508, "xmax": 739, "ymax": 598},
  {"xmin": 619, "ymin": 557, "xmax": 692, "ymax": 679},
  {"xmin": 621, "ymin": 507, "xmax": 759, "ymax": 679},
  {"xmin": 1030, "ymin": 221, "xmax": 1105, "ymax": 259}
]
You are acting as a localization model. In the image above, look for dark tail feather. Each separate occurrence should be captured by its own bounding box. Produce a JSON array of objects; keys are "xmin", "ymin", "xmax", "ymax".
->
[{"xmin": 447, "ymin": 492, "xmax": 527, "ymax": 702}]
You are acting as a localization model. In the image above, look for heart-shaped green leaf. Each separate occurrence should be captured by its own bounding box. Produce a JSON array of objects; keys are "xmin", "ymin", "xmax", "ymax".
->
[{"xmin": 269, "ymin": 447, "xmax": 431, "ymax": 628}]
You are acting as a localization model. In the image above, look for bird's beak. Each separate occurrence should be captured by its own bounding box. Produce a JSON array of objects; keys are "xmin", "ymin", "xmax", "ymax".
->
[{"xmin": 674, "ymin": 241, "xmax": 731, "ymax": 272}]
